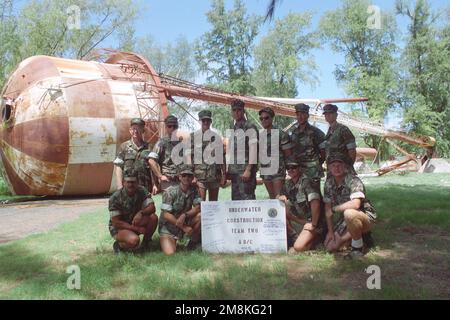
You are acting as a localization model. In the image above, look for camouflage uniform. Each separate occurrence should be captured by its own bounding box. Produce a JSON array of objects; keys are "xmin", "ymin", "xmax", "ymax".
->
[
  {"xmin": 190, "ymin": 129, "xmax": 225, "ymax": 189},
  {"xmin": 260, "ymin": 127, "xmax": 292, "ymax": 181},
  {"xmin": 108, "ymin": 186, "xmax": 154, "ymax": 238},
  {"xmin": 324, "ymin": 123, "xmax": 356, "ymax": 169},
  {"xmin": 228, "ymin": 118, "xmax": 259, "ymax": 200},
  {"xmin": 148, "ymin": 136, "xmax": 182, "ymax": 189},
  {"xmin": 323, "ymin": 172, "xmax": 376, "ymax": 235},
  {"xmin": 290, "ymin": 122, "xmax": 326, "ymax": 189},
  {"xmin": 280, "ymin": 176, "xmax": 326, "ymax": 238},
  {"xmin": 114, "ymin": 140, "xmax": 152, "ymax": 190},
  {"xmin": 159, "ymin": 184, "xmax": 202, "ymax": 239}
]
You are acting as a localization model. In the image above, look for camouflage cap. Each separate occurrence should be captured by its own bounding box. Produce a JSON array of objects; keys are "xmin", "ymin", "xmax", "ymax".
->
[
  {"xmin": 258, "ymin": 107, "xmax": 275, "ymax": 118},
  {"xmin": 323, "ymin": 104, "xmax": 338, "ymax": 114},
  {"xmin": 198, "ymin": 110, "xmax": 212, "ymax": 120},
  {"xmin": 164, "ymin": 115, "xmax": 178, "ymax": 125},
  {"xmin": 123, "ymin": 170, "xmax": 138, "ymax": 182},
  {"xmin": 231, "ymin": 99, "xmax": 245, "ymax": 110},
  {"xmin": 178, "ymin": 164, "xmax": 194, "ymax": 175},
  {"xmin": 285, "ymin": 156, "xmax": 301, "ymax": 167},
  {"xmin": 130, "ymin": 118, "xmax": 145, "ymax": 126},
  {"xmin": 295, "ymin": 103, "xmax": 310, "ymax": 113},
  {"xmin": 327, "ymin": 153, "xmax": 347, "ymax": 165}
]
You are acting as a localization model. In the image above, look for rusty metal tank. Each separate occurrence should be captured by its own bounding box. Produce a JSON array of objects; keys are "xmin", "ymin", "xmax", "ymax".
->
[{"xmin": 0, "ymin": 50, "xmax": 168, "ymax": 196}]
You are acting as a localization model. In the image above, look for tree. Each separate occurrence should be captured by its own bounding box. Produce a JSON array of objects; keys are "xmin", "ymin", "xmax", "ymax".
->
[
  {"xmin": 397, "ymin": 0, "xmax": 450, "ymax": 157},
  {"xmin": 320, "ymin": 0, "xmax": 399, "ymax": 155},
  {"xmin": 194, "ymin": 0, "xmax": 262, "ymax": 133},
  {"xmin": 252, "ymin": 12, "xmax": 319, "ymax": 128},
  {"xmin": 136, "ymin": 34, "xmax": 198, "ymax": 129},
  {"xmin": 1, "ymin": 0, "xmax": 140, "ymax": 89}
]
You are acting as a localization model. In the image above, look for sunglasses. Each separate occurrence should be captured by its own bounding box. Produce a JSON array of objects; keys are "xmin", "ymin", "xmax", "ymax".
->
[
  {"xmin": 181, "ymin": 174, "xmax": 194, "ymax": 178},
  {"xmin": 201, "ymin": 119, "xmax": 211, "ymax": 122},
  {"xmin": 259, "ymin": 116, "xmax": 271, "ymax": 121},
  {"xmin": 166, "ymin": 125, "xmax": 177, "ymax": 129},
  {"xmin": 286, "ymin": 166, "xmax": 300, "ymax": 170}
]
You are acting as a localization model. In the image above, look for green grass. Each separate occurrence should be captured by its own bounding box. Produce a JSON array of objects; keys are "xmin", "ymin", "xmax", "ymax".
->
[{"xmin": 1, "ymin": 173, "xmax": 450, "ymax": 299}]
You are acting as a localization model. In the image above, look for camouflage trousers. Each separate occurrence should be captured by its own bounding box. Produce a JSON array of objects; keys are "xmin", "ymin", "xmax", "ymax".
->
[{"xmin": 230, "ymin": 173, "xmax": 257, "ymax": 200}]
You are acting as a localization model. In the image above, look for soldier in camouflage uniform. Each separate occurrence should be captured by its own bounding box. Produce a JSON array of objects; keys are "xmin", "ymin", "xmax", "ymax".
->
[
  {"xmin": 113, "ymin": 118, "xmax": 153, "ymax": 192},
  {"xmin": 148, "ymin": 115, "xmax": 183, "ymax": 192},
  {"xmin": 322, "ymin": 104, "xmax": 357, "ymax": 172},
  {"xmin": 228, "ymin": 99, "xmax": 259, "ymax": 200},
  {"xmin": 277, "ymin": 157, "xmax": 326, "ymax": 252},
  {"xmin": 290, "ymin": 103, "xmax": 326, "ymax": 192},
  {"xmin": 258, "ymin": 107, "xmax": 293, "ymax": 199},
  {"xmin": 190, "ymin": 110, "xmax": 227, "ymax": 201},
  {"xmin": 323, "ymin": 154, "xmax": 376, "ymax": 259},
  {"xmin": 159, "ymin": 165, "xmax": 202, "ymax": 255},
  {"xmin": 108, "ymin": 170, "xmax": 158, "ymax": 253}
]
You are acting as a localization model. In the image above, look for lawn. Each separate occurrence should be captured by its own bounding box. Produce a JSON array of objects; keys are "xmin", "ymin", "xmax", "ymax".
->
[{"xmin": 0, "ymin": 173, "xmax": 449, "ymax": 299}]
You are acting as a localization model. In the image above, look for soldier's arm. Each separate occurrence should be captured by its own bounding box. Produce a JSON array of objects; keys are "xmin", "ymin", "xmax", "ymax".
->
[
  {"xmin": 113, "ymin": 145, "xmax": 126, "ymax": 189},
  {"xmin": 161, "ymin": 210, "xmax": 179, "ymax": 226},
  {"xmin": 111, "ymin": 216, "xmax": 142, "ymax": 233},
  {"xmin": 342, "ymin": 127, "xmax": 357, "ymax": 164}
]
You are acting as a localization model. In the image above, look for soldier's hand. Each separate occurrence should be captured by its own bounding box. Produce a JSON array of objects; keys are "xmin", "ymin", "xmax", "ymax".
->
[
  {"xmin": 132, "ymin": 212, "xmax": 143, "ymax": 226},
  {"xmin": 176, "ymin": 213, "xmax": 186, "ymax": 228},
  {"xmin": 160, "ymin": 175, "xmax": 169, "ymax": 182},
  {"xmin": 278, "ymin": 195, "xmax": 287, "ymax": 203},
  {"xmin": 152, "ymin": 185, "xmax": 159, "ymax": 195},
  {"xmin": 325, "ymin": 230, "xmax": 335, "ymax": 246},
  {"xmin": 220, "ymin": 175, "xmax": 227, "ymax": 187},
  {"xmin": 182, "ymin": 225, "xmax": 193, "ymax": 236},
  {"xmin": 135, "ymin": 226, "xmax": 146, "ymax": 235},
  {"xmin": 241, "ymin": 169, "xmax": 251, "ymax": 182}
]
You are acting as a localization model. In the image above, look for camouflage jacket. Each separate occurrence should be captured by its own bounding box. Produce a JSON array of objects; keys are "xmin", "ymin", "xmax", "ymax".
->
[
  {"xmin": 108, "ymin": 186, "xmax": 154, "ymax": 225},
  {"xmin": 189, "ymin": 129, "xmax": 225, "ymax": 182},
  {"xmin": 290, "ymin": 123, "xmax": 326, "ymax": 179},
  {"xmin": 259, "ymin": 127, "xmax": 292, "ymax": 174},
  {"xmin": 149, "ymin": 136, "xmax": 183, "ymax": 178},
  {"xmin": 323, "ymin": 173, "xmax": 376, "ymax": 221},
  {"xmin": 160, "ymin": 184, "xmax": 202, "ymax": 220},
  {"xmin": 280, "ymin": 176, "xmax": 321, "ymax": 220},
  {"xmin": 324, "ymin": 122, "xmax": 356, "ymax": 166},
  {"xmin": 114, "ymin": 139, "xmax": 152, "ymax": 189},
  {"xmin": 228, "ymin": 119, "xmax": 259, "ymax": 175}
]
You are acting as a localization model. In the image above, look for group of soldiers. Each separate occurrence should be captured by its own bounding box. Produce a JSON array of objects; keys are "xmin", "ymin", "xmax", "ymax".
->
[{"xmin": 109, "ymin": 99, "xmax": 376, "ymax": 258}]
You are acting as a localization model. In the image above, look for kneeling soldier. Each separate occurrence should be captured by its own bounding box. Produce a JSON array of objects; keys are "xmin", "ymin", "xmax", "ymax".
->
[
  {"xmin": 277, "ymin": 158, "xmax": 326, "ymax": 252},
  {"xmin": 323, "ymin": 154, "xmax": 376, "ymax": 259},
  {"xmin": 159, "ymin": 165, "xmax": 202, "ymax": 255},
  {"xmin": 108, "ymin": 170, "xmax": 158, "ymax": 253}
]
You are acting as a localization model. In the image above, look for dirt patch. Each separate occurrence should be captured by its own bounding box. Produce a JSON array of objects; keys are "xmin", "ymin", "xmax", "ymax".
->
[{"xmin": 0, "ymin": 198, "xmax": 108, "ymax": 243}]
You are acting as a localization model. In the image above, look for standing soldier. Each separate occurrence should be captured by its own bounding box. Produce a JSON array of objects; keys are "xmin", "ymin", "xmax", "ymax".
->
[
  {"xmin": 159, "ymin": 165, "xmax": 202, "ymax": 255},
  {"xmin": 114, "ymin": 118, "xmax": 153, "ymax": 192},
  {"xmin": 323, "ymin": 154, "xmax": 376, "ymax": 259},
  {"xmin": 290, "ymin": 103, "xmax": 326, "ymax": 192},
  {"xmin": 228, "ymin": 99, "xmax": 259, "ymax": 200},
  {"xmin": 148, "ymin": 115, "xmax": 182, "ymax": 192},
  {"xmin": 190, "ymin": 110, "xmax": 227, "ymax": 201},
  {"xmin": 322, "ymin": 104, "xmax": 357, "ymax": 172},
  {"xmin": 259, "ymin": 107, "xmax": 293, "ymax": 199},
  {"xmin": 277, "ymin": 158, "xmax": 326, "ymax": 251},
  {"xmin": 108, "ymin": 170, "xmax": 158, "ymax": 253}
]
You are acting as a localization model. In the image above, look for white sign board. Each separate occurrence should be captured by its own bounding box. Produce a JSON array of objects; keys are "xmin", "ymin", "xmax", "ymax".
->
[{"xmin": 201, "ymin": 199, "xmax": 287, "ymax": 253}]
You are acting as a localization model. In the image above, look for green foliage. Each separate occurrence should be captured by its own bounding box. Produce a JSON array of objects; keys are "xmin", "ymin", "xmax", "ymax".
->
[
  {"xmin": 252, "ymin": 12, "xmax": 320, "ymax": 129},
  {"xmin": 396, "ymin": 0, "xmax": 450, "ymax": 157},
  {"xmin": 194, "ymin": 0, "xmax": 263, "ymax": 133},
  {"xmin": 136, "ymin": 35, "xmax": 198, "ymax": 130},
  {"xmin": 0, "ymin": 0, "xmax": 140, "ymax": 89},
  {"xmin": 320, "ymin": 0, "xmax": 399, "ymax": 122}
]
